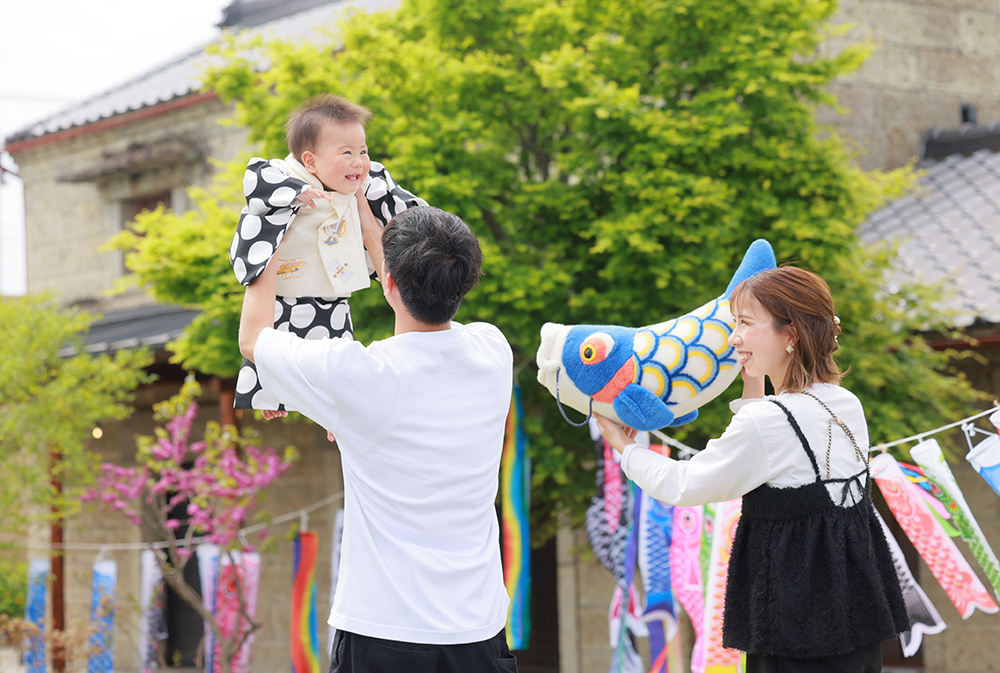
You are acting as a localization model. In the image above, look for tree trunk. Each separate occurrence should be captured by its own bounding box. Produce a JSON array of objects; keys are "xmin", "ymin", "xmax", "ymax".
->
[{"xmin": 50, "ymin": 448, "xmax": 65, "ymax": 673}]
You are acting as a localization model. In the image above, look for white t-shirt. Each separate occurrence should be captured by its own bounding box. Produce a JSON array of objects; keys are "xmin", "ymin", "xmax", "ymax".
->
[
  {"xmin": 621, "ymin": 383, "xmax": 871, "ymax": 507},
  {"xmin": 255, "ymin": 321, "xmax": 513, "ymax": 644}
]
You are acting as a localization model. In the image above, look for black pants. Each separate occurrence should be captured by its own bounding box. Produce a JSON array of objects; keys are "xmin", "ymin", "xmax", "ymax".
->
[
  {"xmin": 746, "ymin": 643, "xmax": 882, "ymax": 673},
  {"xmin": 329, "ymin": 628, "xmax": 518, "ymax": 673}
]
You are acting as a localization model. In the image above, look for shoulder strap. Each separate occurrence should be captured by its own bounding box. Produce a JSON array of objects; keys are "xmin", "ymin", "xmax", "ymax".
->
[{"xmin": 769, "ymin": 400, "xmax": 823, "ymax": 481}]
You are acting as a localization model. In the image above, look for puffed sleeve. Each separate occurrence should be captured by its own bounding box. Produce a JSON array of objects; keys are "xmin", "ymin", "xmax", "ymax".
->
[
  {"xmin": 619, "ymin": 407, "xmax": 771, "ymax": 506},
  {"xmin": 364, "ymin": 161, "xmax": 429, "ymax": 227},
  {"xmin": 229, "ymin": 158, "xmax": 311, "ymax": 286}
]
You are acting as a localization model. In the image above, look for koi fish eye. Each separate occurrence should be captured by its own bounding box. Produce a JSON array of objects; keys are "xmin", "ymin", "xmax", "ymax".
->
[{"xmin": 580, "ymin": 333, "xmax": 615, "ymax": 365}]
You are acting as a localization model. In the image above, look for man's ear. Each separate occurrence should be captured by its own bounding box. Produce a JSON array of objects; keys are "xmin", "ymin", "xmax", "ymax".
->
[
  {"xmin": 383, "ymin": 270, "xmax": 396, "ymax": 298},
  {"xmin": 301, "ymin": 150, "xmax": 318, "ymax": 175}
]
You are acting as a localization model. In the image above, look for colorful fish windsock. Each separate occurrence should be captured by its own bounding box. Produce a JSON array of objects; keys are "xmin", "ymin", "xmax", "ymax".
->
[
  {"xmin": 910, "ymin": 438, "xmax": 1000, "ymax": 601},
  {"xmin": 196, "ymin": 544, "xmax": 220, "ymax": 673},
  {"xmin": 536, "ymin": 239, "xmax": 776, "ymax": 431},
  {"xmin": 139, "ymin": 550, "xmax": 168, "ymax": 671},
  {"xmin": 213, "ymin": 551, "xmax": 261, "ymax": 673},
  {"xmin": 671, "ymin": 506, "xmax": 706, "ymax": 673},
  {"xmin": 702, "ymin": 499, "xmax": 743, "ymax": 673},
  {"xmin": 292, "ymin": 532, "xmax": 320, "ymax": 673},
  {"xmin": 637, "ymin": 478, "xmax": 676, "ymax": 672},
  {"xmin": 87, "ymin": 560, "xmax": 117, "ymax": 673},
  {"xmin": 25, "ymin": 559, "xmax": 48, "ymax": 673},
  {"xmin": 873, "ymin": 508, "xmax": 945, "ymax": 657},
  {"xmin": 502, "ymin": 386, "xmax": 532, "ymax": 650},
  {"xmin": 872, "ymin": 453, "xmax": 998, "ymax": 619},
  {"xmin": 966, "ymin": 430, "xmax": 1000, "ymax": 500}
]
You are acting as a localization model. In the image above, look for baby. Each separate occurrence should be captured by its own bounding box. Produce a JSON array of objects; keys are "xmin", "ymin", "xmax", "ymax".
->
[{"xmin": 229, "ymin": 94, "xmax": 427, "ymax": 413}]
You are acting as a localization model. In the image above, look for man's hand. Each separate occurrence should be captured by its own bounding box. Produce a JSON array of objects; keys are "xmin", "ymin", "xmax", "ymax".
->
[
  {"xmin": 594, "ymin": 414, "xmax": 639, "ymax": 455},
  {"xmin": 261, "ymin": 409, "xmax": 288, "ymax": 420},
  {"xmin": 295, "ymin": 188, "xmax": 336, "ymax": 209}
]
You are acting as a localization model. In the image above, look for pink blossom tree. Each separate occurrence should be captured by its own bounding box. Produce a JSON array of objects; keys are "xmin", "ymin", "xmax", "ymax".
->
[{"xmin": 85, "ymin": 376, "xmax": 297, "ymax": 673}]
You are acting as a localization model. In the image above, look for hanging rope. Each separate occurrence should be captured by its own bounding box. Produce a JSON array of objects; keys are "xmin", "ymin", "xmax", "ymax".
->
[
  {"xmin": 19, "ymin": 491, "xmax": 344, "ymax": 553},
  {"xmin": 873, "ymin": 403, "xmax": 999, "ymax": 452}
]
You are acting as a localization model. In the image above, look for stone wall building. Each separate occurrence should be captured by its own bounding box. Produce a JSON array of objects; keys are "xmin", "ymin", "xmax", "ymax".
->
[
  {"xmin": 5, "ymin": 1, "xmax": 1000, "ymax": 672},
  {"xmin": 821, "ymin": 0, "xmax": 1000, "ymax": 171}
]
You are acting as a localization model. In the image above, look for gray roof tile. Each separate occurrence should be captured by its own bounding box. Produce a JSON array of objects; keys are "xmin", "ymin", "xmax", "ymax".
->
[
  {"xmin": 859, "ymin": 148, "xmax": 1000, "ymax": 327},
  {"xmin": 58, "ymin": 304, "xmax": 199, "ymax": 357},
  {"xmin": 5, "ymin": 0, "xmax": 400, "ymax": 145}
]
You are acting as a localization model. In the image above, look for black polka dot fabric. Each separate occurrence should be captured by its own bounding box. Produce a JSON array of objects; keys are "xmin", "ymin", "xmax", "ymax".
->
[
  {"xmin": 230, "ymin": 158, "xmax": 427, "ymax": 410},
  {"xmin": 235, "ymin": 296, "xmax": 354, "ymax": 410}
]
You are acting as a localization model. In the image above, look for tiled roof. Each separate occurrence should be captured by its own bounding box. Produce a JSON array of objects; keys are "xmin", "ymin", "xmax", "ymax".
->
[
  {"xmin": 4, "ymin": 0, "xmax": 399, "ymax": 145},
  {"xmin": 857, "ymin": 148, "xmax": 1000, "ymax": 328},
  {"xmin": 58, "ymin": 304, "xmax": 200, "ymax": 357}
]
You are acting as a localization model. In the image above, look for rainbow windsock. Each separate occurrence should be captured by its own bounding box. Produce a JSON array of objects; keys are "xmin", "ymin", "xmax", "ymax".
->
[
  {"xmin": 502, "ymin": 385, "xmax": 532, "ymax": 650},
  {"xmin": 292, "ymin": 531, "xmax": 320, "ymax": 673}
]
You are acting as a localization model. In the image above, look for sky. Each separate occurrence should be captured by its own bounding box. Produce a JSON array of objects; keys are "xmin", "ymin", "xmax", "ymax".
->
[{"xmin": 0, "ymin": 0, "xmax": 234, "ymax": 295}]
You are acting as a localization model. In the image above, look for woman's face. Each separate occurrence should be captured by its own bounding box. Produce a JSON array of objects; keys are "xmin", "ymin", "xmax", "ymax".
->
[{"xmin": 728, "ymin": 296, "xmax": 795, "ymax": 386}]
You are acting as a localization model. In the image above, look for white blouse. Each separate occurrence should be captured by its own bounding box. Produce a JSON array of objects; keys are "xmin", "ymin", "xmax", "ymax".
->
[{"xmin": 621, "ymin": 383, "xmax": 871, "ymax": 507}]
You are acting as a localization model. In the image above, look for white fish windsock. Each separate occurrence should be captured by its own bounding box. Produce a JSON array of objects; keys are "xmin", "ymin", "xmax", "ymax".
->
[{"xmin": 536, "ymin": 239, "xmax": 776, "ymax": 431}]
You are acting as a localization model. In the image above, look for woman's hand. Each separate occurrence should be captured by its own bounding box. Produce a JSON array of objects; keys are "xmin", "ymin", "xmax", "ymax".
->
[{"xmin": 594, "ymin": 414, "xmax": 639, "ymax": 454}]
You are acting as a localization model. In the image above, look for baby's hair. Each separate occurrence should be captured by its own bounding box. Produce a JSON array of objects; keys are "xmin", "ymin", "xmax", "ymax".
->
[
  {"xmin": 285, "ymin": 94, "xmax": 373, "ymax": 161},
  {"xmin": 730, "ymin": 265, "xmax": 845, "ymax": 393}
]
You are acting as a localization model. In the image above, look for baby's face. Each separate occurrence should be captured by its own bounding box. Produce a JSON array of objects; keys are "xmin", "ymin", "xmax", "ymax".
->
[{"xmin": 304, "ymin": 121, "xmax": 370, "ymax": 194}]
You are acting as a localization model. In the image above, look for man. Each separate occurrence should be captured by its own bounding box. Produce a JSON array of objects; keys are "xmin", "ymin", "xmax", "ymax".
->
[{"xmin": 239, "ymin": 203, "xmax": 517, "ymax": 672}]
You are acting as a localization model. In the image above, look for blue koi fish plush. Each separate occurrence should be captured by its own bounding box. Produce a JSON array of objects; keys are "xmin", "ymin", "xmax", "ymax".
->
[{"xmin": 536, "ymin": 239, "xmax": 776, "ymax": 431}]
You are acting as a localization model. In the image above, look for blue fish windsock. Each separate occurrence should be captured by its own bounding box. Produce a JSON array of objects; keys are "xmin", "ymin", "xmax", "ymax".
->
[{"xmin": 536, "ymin": 239, "xmax": 776, "ymax": 431}]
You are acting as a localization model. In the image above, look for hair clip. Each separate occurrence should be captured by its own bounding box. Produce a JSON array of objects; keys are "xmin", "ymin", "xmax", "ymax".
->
[{"xmin": 833, "ymin": 316, "xmax": 841, "ymax": 325}]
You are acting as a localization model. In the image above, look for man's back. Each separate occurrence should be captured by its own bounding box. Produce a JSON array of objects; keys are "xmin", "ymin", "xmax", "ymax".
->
[{"xmin": 254, "ymin": 320, "xmax": 513, "ymax": 643}]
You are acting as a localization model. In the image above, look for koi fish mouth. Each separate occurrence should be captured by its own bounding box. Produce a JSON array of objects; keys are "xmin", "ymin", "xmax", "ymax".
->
[{"xmin": 591, "ymin": 356, "xmax": 637, "ymax": 403}]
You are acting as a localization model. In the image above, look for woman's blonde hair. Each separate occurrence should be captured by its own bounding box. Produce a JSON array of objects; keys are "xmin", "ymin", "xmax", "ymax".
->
[{"xmin": 730, "ymin": 266, "xmax": 845, "ymax": 393}]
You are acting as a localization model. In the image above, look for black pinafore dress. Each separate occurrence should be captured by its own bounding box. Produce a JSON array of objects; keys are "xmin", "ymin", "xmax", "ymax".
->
[{"xmin": 722, "ymin": 399, "xmax": 908, "ymax": 659}]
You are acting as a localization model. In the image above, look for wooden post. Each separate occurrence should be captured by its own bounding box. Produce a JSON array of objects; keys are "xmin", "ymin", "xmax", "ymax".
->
[
  {"xmin": 50, "ymin": 447, "xmax": 66, "ymax": 673},
  {"xmin": 212, "ymin": 376, "xmax": 239, "ymax": 430}
]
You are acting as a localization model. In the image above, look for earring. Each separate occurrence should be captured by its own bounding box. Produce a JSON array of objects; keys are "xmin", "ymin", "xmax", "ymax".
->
[{"xmin": 786, "ymin": 344, "xmax": 795, "ymax": 354}]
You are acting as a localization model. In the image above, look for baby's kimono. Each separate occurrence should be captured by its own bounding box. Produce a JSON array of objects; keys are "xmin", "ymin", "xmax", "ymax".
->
[{"xmin": 229, "ymin": 155, "xmax": 427, "ymax": 409}]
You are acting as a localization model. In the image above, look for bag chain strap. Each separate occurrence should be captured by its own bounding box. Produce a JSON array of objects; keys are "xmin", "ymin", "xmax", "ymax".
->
[{"xmin": 800, "ymin": 391, "xmax": 867, "ymax": 479}]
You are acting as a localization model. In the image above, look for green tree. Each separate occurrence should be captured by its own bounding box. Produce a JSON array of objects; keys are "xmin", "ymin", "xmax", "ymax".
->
[
  {"xmin": 0, "ymin": 295, "xmax": 154, "ymax": 538},
  {"xmin": 111, "ymin": 0, "xmax": 979, "ymax": 541}
]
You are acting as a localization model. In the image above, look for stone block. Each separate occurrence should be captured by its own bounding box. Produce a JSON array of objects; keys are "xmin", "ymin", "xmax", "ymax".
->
[
  {"xmin": 958, "ymin": 10, "xmax": 1000, "ymax": 56},
  {"xmin": 869, "ymin": 1, "xmax": 960, "ymax": 49},
  {"xmin": 577, "ymin": 554, "xmax": 616, "ymax": 606},
  {"xmin": 919, "ymin": 48, "xmax": 1000, "ymax": 98},
  {"xmin": 848, "ymin": 44, "xmax": 921, "ymax": 89},
  {"xmin": 824, "ymin": 83, "xmax": 882, "ymax": 124},
  {"xmin": 830, "ymin": 0, "xmax": 873, "ymax": 40},
  {"xmin": 582, "ymin": 650, "xmax": 613, "ymax": 673},
  {"xmin": 913, "ymin": 0, "xmax": 995, "ymax": 11},
  {"xmin": 943, "ymin": 623, "xmax": 1000, "ymax": 672},
  {"xmin": 579, "ymin": 605, "xmax": 613, "ymax": 650}
]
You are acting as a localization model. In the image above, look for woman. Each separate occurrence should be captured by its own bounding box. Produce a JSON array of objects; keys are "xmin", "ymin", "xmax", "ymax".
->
[{"xmin": 596, "ymin": 266, "xmax": 907, "ymax": 673}]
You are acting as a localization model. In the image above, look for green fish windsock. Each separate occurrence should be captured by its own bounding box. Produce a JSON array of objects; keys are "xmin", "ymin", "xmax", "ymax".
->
[{"xmin": 911, "ymin": 437, "xmax": 1000, "ymax": 601}]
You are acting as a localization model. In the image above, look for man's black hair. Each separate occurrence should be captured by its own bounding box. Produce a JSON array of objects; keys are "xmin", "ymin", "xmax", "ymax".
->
[{"xmin": 382, "ymin": 206, "xmax": 483, "ymax": 325}]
